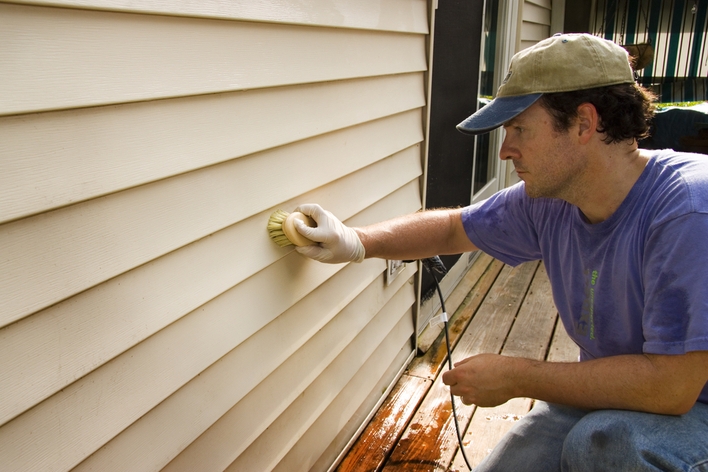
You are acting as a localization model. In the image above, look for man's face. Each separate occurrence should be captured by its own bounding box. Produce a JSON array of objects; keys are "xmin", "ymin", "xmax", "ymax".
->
[{"xmin": 500, "ymin": 101, "xmax": 587, "ymax": 200}]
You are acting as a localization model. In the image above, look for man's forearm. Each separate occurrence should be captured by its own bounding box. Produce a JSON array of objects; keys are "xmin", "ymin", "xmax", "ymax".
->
[
  {"xmin": 355, "ymin": 208, "xmax": 478, "ymax": 261},
  {"xmin": 446, "ymin": 351, "xmax": 708, "ymax": 415},
  {"xmin": 514, "ymin": 355, "xmax": 682, "ymax": 413},
  {"xmin": 511, "ymin": 352, "xmax": 708, "ymax": 414}
]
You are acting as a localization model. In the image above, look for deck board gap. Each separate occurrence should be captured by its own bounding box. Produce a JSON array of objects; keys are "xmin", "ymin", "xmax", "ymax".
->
[{"xmin": 543, "ymin": 315, "xmax": 563, "ymax": 361}]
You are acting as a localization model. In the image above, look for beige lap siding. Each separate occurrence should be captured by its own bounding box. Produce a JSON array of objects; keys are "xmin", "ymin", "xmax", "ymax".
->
[
  {"xmin": 0, "ymin": 3, "xmax": 426, "ymax": 116},
  {"xmin": 0, "ymin": 73, "xmax": 425, "ymax": 224},
  {"xmin": 519, "ymin": 0, "xmax": 552, "ymax": 50},
  {"xmin": 0, "ymin": 1, "xmax": 429, "ymax": 471}
]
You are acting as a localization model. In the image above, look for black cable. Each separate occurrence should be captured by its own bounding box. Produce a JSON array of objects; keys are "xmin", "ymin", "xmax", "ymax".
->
[{"xmin": 420, "ymin": 257, "xmax": 474, "ymax": 471}]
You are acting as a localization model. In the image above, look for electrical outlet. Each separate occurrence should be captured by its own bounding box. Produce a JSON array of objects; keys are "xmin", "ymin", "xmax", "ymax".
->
[{"xmin": 386, "ymin": 260, "xmax": 406, "ymax": 286}]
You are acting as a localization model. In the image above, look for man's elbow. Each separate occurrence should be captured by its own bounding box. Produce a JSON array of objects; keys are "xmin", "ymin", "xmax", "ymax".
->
[
  {"xmin": 656, "ymin": 402, "xmax": 692, "ymax": 416},
  {"xmin": 642, "ymin": 351, "xmax": 708, "ymax": 416},
  {"xmin": 650, "ymin": 388, "xmax": 701, "ymax": 416},
  {"xmin": 664, "ymin": 394, "xmax": 699, "ymax": 416}
]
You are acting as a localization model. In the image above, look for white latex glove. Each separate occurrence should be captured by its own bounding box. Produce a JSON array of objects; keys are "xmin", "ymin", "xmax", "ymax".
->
[{"xmin": 293, "ymin": 203, "xmax": 365, "ymax": 264}]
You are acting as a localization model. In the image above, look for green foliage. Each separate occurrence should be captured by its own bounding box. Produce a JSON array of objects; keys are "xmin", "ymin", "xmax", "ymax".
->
[{"xmin": 655, "ymin": 101, "xmax": 704, "ymax": 110}]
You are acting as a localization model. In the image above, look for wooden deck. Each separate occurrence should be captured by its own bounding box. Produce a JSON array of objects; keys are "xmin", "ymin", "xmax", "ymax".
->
[{"xmin": 335, "ymin": 254, "xmax": 580, "ymax": 472}]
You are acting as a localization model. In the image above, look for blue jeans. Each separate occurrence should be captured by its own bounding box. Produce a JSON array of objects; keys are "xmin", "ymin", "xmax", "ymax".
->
[{"xmin": 473, "ymin": 401, "xmax": 708, "ymax": 472}]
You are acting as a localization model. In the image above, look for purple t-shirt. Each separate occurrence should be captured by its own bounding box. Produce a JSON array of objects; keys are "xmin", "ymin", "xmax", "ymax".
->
[{"xmin": 462, "ymin": 150, "xmax": 708, "ymax": 404}]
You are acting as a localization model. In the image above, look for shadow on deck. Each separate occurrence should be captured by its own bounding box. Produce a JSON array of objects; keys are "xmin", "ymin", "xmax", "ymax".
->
[{"xmin": 336, "ymin": 254, "xmax": 579, "ymax": 472}]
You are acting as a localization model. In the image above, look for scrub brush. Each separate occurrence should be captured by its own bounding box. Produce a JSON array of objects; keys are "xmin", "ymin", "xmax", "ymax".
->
[{"xmin": 267, "ymin": 209, "xmax": 317, "ymax": 247}]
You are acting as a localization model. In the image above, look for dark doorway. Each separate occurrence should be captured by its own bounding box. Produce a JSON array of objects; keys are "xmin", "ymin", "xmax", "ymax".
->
[{"xmin": 422, "ymin": 0, "xmax": 484, "ymax": 303}]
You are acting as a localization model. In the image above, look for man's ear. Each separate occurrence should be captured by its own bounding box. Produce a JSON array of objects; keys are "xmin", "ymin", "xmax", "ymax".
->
[{"xmin": 576, "ymin": 103, "xmax": 599, "ymax": 144}]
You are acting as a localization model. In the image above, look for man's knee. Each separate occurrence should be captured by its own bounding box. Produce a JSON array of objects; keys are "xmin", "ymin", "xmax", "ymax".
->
[
  {"xmin": 560, "ymin": 404, "xmax": 708, "ymax": 472},
  {"xmin": 560, "ymin": 411, "xmax": 637, "ymax": 472}
]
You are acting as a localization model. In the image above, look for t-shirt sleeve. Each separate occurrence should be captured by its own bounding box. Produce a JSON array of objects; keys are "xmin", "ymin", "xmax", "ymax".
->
[
  {"xmin": 642, "ymin": 212, "xmax": 708, "ymax": 355},
  {"xmin": 461, "ymin": 183, "xmax": 544, "ymax": 267}
]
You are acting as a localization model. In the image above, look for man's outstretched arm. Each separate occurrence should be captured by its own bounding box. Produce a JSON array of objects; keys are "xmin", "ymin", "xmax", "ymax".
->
[
  {"xmin": 355, "ymin": 208, "xmax": 478, "ymax": 261},
  {"xmin": 294, "ymin": 204, "xmax": 478, "ymax": 263}
]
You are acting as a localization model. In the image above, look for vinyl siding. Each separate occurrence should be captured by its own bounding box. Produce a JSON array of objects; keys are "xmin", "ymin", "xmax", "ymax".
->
[
  {"xmin": 519, "ymin": 0, "xmax": 552, "ymax": 50},
  {"xmin": 0, "ymin": 3, "xmax": 427, "ymax": 116},
  {"xmin": 0, "ymin": 1, "xmax": 428, "ymax": 470}
]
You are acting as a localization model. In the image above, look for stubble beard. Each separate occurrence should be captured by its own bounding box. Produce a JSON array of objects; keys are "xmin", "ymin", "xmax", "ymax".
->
[
  {"xmin": 521, "ymin": 136, "xmax": 585, "ymax": 201},
  {"xmin": 523, "ymin": 168, "xmax": 584, "ymax": 201}
]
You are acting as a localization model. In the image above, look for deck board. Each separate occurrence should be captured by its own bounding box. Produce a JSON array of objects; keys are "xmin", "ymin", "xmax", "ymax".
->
[
  {"xmin": 547, "ymin": 317, "xmax": 581, "ymax": 363},
  {"xmin": 450, "ymin": 263, "xmax": 558, "ymax": 470},
  {"xmin": 335, "ymin": 375, "xmax": 431, "ymax": 471},
  {"xmin": 336, "ymin": 258, "xmax": 579, "ymax": 472}
]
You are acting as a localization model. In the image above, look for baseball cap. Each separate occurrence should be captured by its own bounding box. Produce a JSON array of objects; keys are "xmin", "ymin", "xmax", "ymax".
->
[{"xmin": 457, "ymin": 33, "xmax": 635, "ymax": 135}]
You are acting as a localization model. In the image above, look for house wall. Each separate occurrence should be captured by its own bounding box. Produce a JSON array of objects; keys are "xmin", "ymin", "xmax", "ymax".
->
[
  {"xmin": 519, "ymin": 0, "xmax": 552, "ymax": 50},
  {"xmin": 0, "ymin": 1, "xmax": 429, "ymax": 470}
]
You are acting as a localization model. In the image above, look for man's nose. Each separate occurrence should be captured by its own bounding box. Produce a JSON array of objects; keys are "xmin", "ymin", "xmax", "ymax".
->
[{"xmin": 499, "ymin": 137, "xmax": 516, "ymax": 161}]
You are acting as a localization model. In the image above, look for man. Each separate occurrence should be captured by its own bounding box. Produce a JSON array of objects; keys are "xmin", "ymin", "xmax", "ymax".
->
[{"xmin": 292, "ymin": 34, "xmax": 708, "ymax": 471}]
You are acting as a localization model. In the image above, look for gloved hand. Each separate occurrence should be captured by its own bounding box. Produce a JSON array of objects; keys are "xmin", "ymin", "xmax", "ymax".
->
[{"xmin": 292, "ymin": 203, "xmax": 365, "ymax": 264}]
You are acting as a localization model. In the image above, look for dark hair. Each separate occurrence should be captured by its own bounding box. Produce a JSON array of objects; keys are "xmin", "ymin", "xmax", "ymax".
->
[{"xmin": 538, "ymin": 83, "xmax": 656, "ymax": 144}]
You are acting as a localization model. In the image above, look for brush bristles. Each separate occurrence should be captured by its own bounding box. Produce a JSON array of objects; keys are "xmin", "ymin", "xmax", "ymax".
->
[{"xmin": 268, "ymin": 209, "xmax": 295, "ymax": 247}]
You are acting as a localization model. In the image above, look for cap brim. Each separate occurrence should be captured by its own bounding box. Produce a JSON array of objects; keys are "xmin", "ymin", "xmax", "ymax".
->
[{"xmin": 456, "ymin": 94, "xmax": 543, "ymax": 135}]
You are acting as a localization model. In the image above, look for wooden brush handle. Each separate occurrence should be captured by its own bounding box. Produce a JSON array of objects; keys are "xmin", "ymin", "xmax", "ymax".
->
[{"xmin": 283, "ymin": 211, "xmax": 316, "ymax": 247}]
